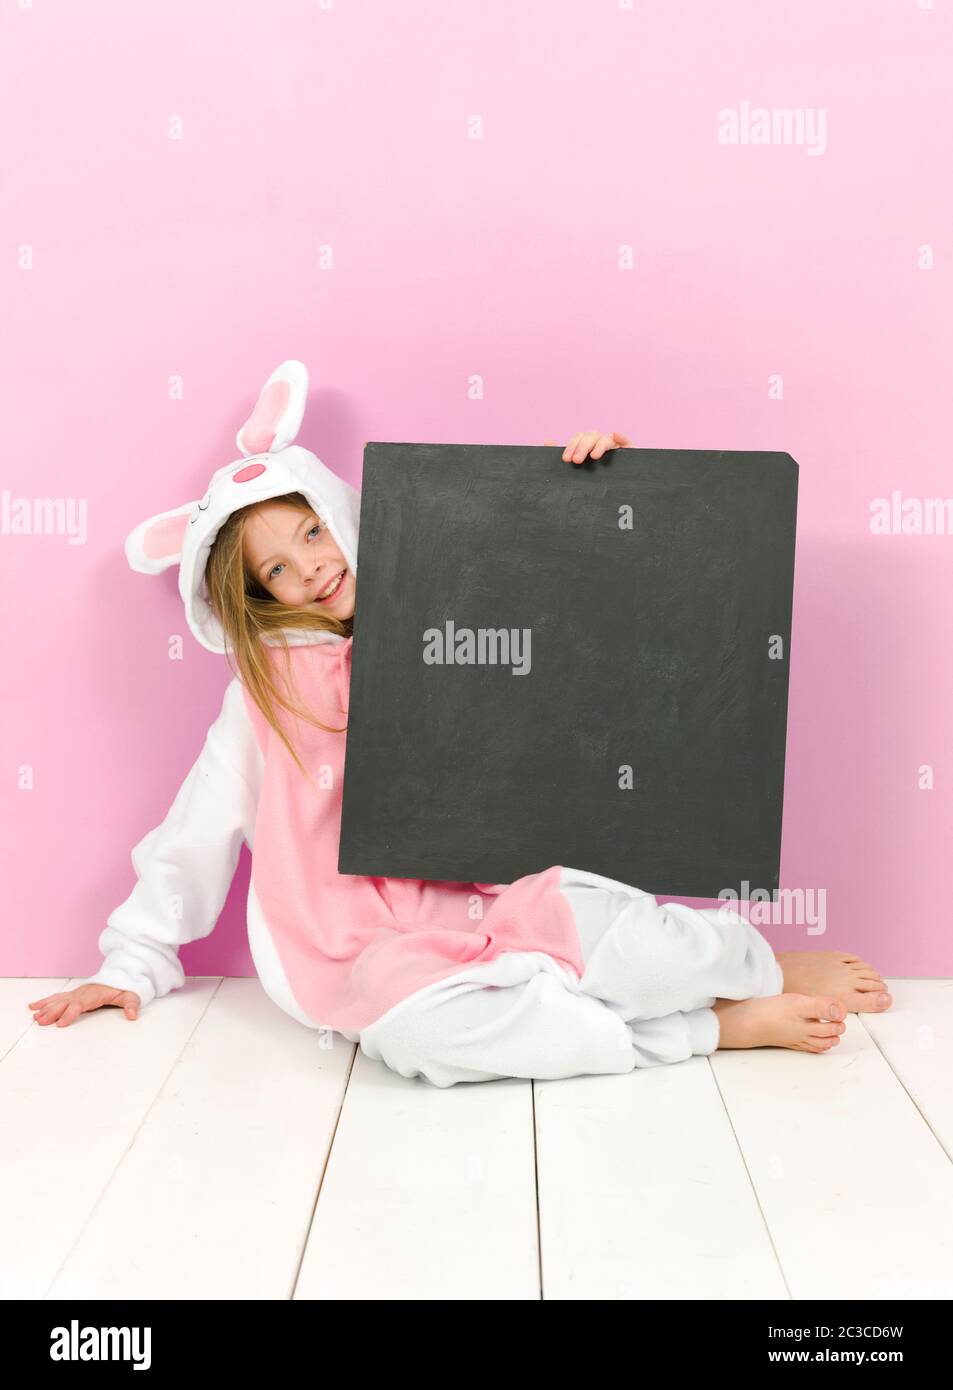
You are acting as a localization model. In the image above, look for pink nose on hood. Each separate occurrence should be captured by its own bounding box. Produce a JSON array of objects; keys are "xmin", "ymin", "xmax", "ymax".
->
[{"xmin": 120, "ymin": 359, "xmax": 362, "ymax": 654}]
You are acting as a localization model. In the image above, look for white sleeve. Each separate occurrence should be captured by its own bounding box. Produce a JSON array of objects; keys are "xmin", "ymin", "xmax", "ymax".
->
[{"xmin": 79, "ymin": 677, "xmax": 263, "ymax": 1010}]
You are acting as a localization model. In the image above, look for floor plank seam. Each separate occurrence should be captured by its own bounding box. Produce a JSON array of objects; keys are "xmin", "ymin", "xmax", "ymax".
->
[
  {"xmin": 40, "ymin": 977, "xmax": 226, "ymax": 1300},
  {"xmin": 2, "ymin": 979, "xmax": 71, "ymax": 1065},
  {"xmin": 858, "ymin": 1012, "xmax": 953, "ymax": 1165},
  {"xmin": 531, "ymin": 1081, "xmax": 544, "ymax": 1301},
  {"xmin": 288, "ymin": 1037, "xmax": 359, "ymax": 1301},
  {"xmin": 706, "ymin": 1055, "xmax": 793, "ymax": 1301}
]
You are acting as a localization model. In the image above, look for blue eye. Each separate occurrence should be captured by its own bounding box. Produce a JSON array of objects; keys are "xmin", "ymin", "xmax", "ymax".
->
[{"xmin": 265, "ymin": 520, "xmax": 322, "ymax": 582}]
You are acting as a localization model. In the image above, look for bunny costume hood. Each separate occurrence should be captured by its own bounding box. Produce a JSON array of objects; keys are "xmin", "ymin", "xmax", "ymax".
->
[
  {"xmin": 124, "ymin": 358, "xmax": 360, "ymax": 653},
  {"xmin": 81, "ymin": 359, "xmax": 618, "ymax": 1061}
]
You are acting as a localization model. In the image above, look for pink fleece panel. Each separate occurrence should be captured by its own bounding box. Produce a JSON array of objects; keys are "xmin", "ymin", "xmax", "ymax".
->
[
  {"xmin": 233, "ymin": 462, "xmax": 267, "ymax": 483},
  {"xmin": 240, "ymin": 380, "xmax": 290, "ymax": 455},
  {"xmin": 241, "ymin": 637, "xmax": 585, "ymax": 1033},
  {"xmin": 143, "ymin": 510, "xmax": 189, "ymax": 559}
]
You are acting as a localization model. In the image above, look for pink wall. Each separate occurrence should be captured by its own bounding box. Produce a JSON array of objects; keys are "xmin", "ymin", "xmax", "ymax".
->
[{"xmin": 2, "ymin": 0, "xmax": 950, "ymax": 980}]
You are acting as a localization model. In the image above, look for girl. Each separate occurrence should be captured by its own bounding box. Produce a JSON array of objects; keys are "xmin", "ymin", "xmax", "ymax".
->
[{"xmin": 28, "ymin": 361, "xmax": 892, "ymax": 1087}]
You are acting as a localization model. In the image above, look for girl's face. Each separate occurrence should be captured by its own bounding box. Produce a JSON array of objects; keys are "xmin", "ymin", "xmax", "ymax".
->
[{"xmin": 242, "ymin": 501, "xmax": 355, "ymax": 619}]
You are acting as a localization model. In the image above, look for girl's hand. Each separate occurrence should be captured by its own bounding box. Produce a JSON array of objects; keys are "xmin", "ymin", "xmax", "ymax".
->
[
  {"xmin": 27, "ymin": 984, "xmax": 141, "ymax": 1027},
  {"xmin": 544, "ymin": 431, "xmax": 633, "ymax": 464}
]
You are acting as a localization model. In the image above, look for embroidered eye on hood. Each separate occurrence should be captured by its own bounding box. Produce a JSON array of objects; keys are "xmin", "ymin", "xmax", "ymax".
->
[{"xmin": 123, "ymin": 359, "xmax": 361, "ymax": 654}]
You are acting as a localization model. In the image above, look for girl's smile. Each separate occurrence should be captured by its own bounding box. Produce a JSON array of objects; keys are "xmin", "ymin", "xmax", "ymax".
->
[{"xmin": 313, "ymin": 568, "xmax": 348, "ymax": 605}]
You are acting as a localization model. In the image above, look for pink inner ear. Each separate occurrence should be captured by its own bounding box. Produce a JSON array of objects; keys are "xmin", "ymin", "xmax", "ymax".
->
[
  {"xmin": 143, "ymin": 511, "xmax": 190, "ymax": 559},
  {"xmin": 240, "ymin": 380, "xmax": 291, "ymax": 454}
]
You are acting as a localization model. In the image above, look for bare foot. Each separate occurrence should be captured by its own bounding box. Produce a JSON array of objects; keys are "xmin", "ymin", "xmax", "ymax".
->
[
  {"xmin": 713, "ymin": 993, "xmax": 848, "ymax": 1053},
  {"xmin": 774, "ymin": 950, "xmax": 892, "ymax": 1014}
]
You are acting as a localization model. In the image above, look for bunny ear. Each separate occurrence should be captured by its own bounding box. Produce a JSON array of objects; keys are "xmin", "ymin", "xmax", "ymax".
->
[
  {"xmin": 235, "ymin": 358, "xmax": 309, "ymax": 458},
  {"xmin": 124, "ymin": 500, "xmax": 198, "ymax": 574}
]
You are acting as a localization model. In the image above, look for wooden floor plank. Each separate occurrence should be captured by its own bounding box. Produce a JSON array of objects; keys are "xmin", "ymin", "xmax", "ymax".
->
[
  {"xmin": 5, "ymin": 976, "xmax": 951, "ymax": 1301},
  {"xmin": 44, "ymin": 980, "xmax": 354, "ymax": 1300},
  {"xmin": 711, "ymin": 982, "xmax": 953, "ymax": 1300},
  {"xmin": 535, "ymin": 1060, "xmax": 789, "ymax": 1300},
  {"xmin": 0, "ymin": 979, "xmax": 70, "ymax": 1060},
  {"xmin": 1, "ymin": 976, "xmax": 220, "ymax": 1298},
  {"xmin": 296, "ymin": 1050, "xmax": 541, "ymax": 1300},
  {"xmin": 860, "ymin": 980, "xmax": 953, "ymax": 1160}
]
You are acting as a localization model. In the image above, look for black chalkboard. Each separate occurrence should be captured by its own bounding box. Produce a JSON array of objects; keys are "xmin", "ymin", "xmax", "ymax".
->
[{"xmin": 338, "ymin": 444, "xmax": 798, "ymax": 899}]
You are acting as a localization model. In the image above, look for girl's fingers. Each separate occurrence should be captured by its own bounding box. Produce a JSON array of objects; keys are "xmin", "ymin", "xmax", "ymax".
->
[
  {"xmin": 592, "ymin": 431, "xmax": 633, "ymax": 458},
  {"xmin": 39, "ymin": 998, "xmax": 74, "ymax": 1024},
  {"xmin": 562, "ymin": 432, "xmax": 584, "ymax": 463},
  {"xmin": 579, "ymin": 431, "xmax": 602, "ymax": 461},
  {"xmin": 556, "ymin": 430, "xmax": 634, "ymax": 462},
  {"xmin": 118, "ymin": 992, "xmax": 139, "ymax": 1018},
  {"xmin": 569, "ymin": 431, "xmax": 601, "ymax": 464},
  {"xmin": 590, "ymin": 433, "xmax": 619, "ymax": 460}
]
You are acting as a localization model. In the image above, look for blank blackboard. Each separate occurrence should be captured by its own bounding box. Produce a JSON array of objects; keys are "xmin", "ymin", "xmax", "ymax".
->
[{"xmin": 338, "ymin": 444, "xmax": 798, "ymax": 899}]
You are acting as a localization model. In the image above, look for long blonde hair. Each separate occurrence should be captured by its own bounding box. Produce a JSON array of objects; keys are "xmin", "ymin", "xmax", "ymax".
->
[{"xmin": 205, "ymin": 491, "xmax": 353, "ymax": 776}]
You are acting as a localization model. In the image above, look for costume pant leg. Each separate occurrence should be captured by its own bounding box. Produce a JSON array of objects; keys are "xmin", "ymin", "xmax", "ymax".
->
[
  {"xmin": 359, "ymin": 965, "xmax": 637, "ymax": 1088},
  {"xmin": 359, "ymin": 951, "xmax": 724, "ymax": 1089},
  {"xmin": 358, "ymin": 867, "xmax": 784, "ymax": 1089},
  {"xmin": 556, "ymin": 866, "xmax": 784, "ymax": 1028}
]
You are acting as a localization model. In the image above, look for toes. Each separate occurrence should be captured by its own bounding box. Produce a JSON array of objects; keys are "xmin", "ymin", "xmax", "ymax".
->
[
  {"xmin": 851, "ymin": 990, "xmax": 893, "ymax": 1013},
  {"xmin": 813, "ymin": 1021, "xmax": 846, "ymax": 1038},
  {"xmin": 811, "ymin": 995, "xmax": 844, "ymax": 1022}
]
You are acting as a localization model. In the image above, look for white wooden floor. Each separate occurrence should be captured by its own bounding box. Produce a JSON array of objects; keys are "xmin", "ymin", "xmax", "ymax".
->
[{"xmin": 3, "ymin": 976, "xmax": 952, "ymax": 1301}]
